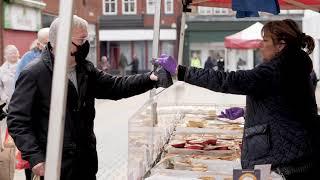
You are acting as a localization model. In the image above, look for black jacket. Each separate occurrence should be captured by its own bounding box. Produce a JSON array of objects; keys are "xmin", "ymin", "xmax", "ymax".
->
[
  {"xmin": 7, "ymin": 47, "xmax": 155, "ymax": 179},
  {"xmin": 204, "ymin": 58, "xmax": 214, "ymax": 69},
  {"xmin": 178, "ymin": 49, "xmax": 320, "ymax": 170}
]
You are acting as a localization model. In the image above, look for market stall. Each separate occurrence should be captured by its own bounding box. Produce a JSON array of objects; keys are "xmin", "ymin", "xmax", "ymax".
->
[
  {"xmin": 43, "ymin": 0, "xmax": 320, "ymax": 179},
  {"xmin": 125, "ymin": 82, "xmax": 286, "ymax": 180},
  {"xmin": 224, "ymin": 22, "xmax": 263, "ymax": 71},
  {"xmin": 128, "ymin": 82, "xmax": 248, "ymax": 180},
  {"xmin": 128, "ymin": 1, "xmax": 320, "ymax": 179}
]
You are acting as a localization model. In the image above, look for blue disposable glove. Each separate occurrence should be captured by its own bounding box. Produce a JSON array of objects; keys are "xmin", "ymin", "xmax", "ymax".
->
[
  {"xmin": 218, "ymin": 107, "xmax": 244, "ymax": 120},
  {"xmin": 154, "ymin": 54, "xmax": 177, "ymax": 75}
]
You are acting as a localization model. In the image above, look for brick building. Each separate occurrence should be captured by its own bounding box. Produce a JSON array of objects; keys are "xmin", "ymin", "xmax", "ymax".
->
[
  {"xmin": 1, "ymin": 0, "xmax": 46, "ymax": 62},
  {"xmin": 0, "ymin": 0, "xmax": 101, "ymax": 65},
  {"xmin": 99, "ymin": 0, "xmax": 182, "ymax": 74}
]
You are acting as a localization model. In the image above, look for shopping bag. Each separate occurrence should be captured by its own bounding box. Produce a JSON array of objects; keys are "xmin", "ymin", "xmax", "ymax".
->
[
  {"xmin": 16, "ymin": 150, "xmax": 30, "ymax": 169},
  {"xmin": 33, "ymin": 175, "xmax": 41, "ymax": 180}
]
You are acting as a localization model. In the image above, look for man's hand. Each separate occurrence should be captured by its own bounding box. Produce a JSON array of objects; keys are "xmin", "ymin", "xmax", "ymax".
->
[
  {"xmin": 149, "ymin": 65, "xmax": 173, "ymax": 88},
  {"xmin": 150, "ymin": 73, "xmax": 158, "ymax": 81},
  {"xmin": 32, "ymin": 162, "xmax": 45, "ymax": 176}
]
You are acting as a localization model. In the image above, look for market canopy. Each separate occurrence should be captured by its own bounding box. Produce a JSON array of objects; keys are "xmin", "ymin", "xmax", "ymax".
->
[
  {"xmin": 191, "ymin": 0, "xmax": 320, "ymax": 12},
  {"xmin": 224, "ymin": 22, "xmax": 263, "ymax": 49}
]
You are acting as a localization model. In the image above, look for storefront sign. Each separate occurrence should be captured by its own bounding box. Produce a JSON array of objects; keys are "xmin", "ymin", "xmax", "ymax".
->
[{"xmin": 4, "ymin": 2, "xmax": 41, "ymax": 31}]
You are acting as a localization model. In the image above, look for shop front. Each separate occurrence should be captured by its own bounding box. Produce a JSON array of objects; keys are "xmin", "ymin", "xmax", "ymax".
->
[{"xmin": 3, "ymin": 1, "xmax": 45, "ymax": 55}]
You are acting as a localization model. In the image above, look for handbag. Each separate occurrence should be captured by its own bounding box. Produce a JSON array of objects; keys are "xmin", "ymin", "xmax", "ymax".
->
[{"xmin": 33, "ymin": 175, "xmax": 41, "ymax": 180}]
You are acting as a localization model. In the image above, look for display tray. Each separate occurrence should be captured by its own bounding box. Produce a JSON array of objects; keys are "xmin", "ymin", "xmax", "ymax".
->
[
  {"xmin": 147, "ymin": 169, "xmax": 283, "ymax": 180},
  {"xmin": 163, "ymin": 153, "xmax": 240, "ymax": 161},
  {"xmin": 165, "ymin": 146, "xmax": 237, "ymax": 156},
  {"xmin": 148, "ymin": 169, "xmax": 233, "ymax": 180},
  {"xmin": 156, "ymin": 154, "xmax": 240, "ymax": 170}
]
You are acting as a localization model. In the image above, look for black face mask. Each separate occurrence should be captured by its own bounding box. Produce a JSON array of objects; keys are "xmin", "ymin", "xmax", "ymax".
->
[{"xmin": 71, "ymin": 40, "xmax": 90, "ymax": 62}]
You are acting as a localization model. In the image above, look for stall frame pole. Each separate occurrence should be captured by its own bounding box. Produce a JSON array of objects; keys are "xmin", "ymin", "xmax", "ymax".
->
[
  {"xmin": 148, "ymin": 0, "xmax": 162, "ymax": 169},
  {"xmin": 44, "ymin": 1, "xmax": 74, "ymax": 179},
  {"xmin": 150, "ymin": 0, "xmax": 162, "ymax": 98},
  {"xmin": 178, "ymin": 12, "xmax": 186, "ymax": 65}
]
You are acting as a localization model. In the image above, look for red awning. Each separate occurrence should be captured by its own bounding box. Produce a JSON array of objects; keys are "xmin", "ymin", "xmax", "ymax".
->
[
  {"xmin": 191, "ymin": 0, "xmax": 320, "ymax": 11},
  {"xmin": 224, "ymin": 22, "xmax": 263, "ymax": 49}
]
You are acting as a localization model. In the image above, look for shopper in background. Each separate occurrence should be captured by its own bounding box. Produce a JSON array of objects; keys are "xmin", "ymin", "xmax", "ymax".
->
[
  {"xmin": 190, "ymin": 52, "xmax": 201, "ymax": 68},
  {"xmin": 7, "ymin": 15, "xmax": 172, "ymax": 180},
  {"xmin": 158, "ymin": 19, "xmax": 320, "ymax": 179},
  {"xmin": 16, "ymin": 28, "xmax": 49, "ymax": 81},
  {"xmin": 119, "ymin": 53, "xmax": 128, "ymax": 76},
  {"xmin": 0, "ymin": 44, "xmax": 20, "ymax": 180},
  {"xmin": 204, "ymin": 56, "xmax": 214, "ymax": 69},
  {"xmin": 129, "ymin": 54, "xmax": 139, "ymax": 74},
  {"xmin": 99, "ymin": 56, "xmax": 110, "ymax": 72},
  {"xmin": 217, "ymin": 55, "xmax": 225, "ymax": 71}
]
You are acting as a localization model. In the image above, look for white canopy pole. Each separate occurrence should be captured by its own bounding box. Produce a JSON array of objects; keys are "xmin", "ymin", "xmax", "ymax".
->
[
  {"xmin": 44, "ymin": 0, "xmax": 74, "ymax": 179},
  {"xmin": 152, "ymin": 0, "xmax": 162, "ymax": 65},
  {"xmin": 147, "ymin": 0, "xmax": 161, "ymax": 170},
  {"xmin": 150, "ymin": 0, "xmax": 161, "ymax": 116},
  {"xmin": 178, "ymin": 12, "xmax": 186, "ymax": 65},
  {"xmin": 151, "ymin": 0, "xmax": 162, "ymax": 99}
]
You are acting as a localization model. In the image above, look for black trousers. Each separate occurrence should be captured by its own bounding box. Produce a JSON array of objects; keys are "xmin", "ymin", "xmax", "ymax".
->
[
  {"xmin": 29, "ymin": 148, "xmax": 98, "ymax": 180},
  {"xmin": 25, "ymin": 169, "xmax": 32, "ymax": 180},
  {"xmin": 51, "ymin": 149, "xmax": 97, "ymax": 180}
]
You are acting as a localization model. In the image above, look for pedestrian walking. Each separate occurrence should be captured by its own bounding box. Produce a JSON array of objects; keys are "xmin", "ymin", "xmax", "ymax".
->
[
  {"xmin": 129, "ymin": 54, "xmax": 139, "ymax": 74},
  {"xmin": 119, "ymin": 53, "xmax": 128, "ymax": 76},
  {"xmin": 0, "ymin": 45, "xmax": 20, "ymax": 180}
]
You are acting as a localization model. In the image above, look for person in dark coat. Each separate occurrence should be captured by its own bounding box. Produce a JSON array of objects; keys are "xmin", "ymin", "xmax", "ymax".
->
[
  {"xmin": 129, "ymin": 54, "xmax": 139, "ymax": 74},
  {"xmin": 217, "ymin": 58, "xmax": 224, "ymax": 71},
  {"xmin": 160, "ymin": 19, "xmax": 320, "ymax": 179},
  {"xmin": 6, "ymin": 15, "xmax": 172, "ymax": 180},
  {"xmin": 204, "ymin": 56, "xmax": 214, "ymax": 69}
]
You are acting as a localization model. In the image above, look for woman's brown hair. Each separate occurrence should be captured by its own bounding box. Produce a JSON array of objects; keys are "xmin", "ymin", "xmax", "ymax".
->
[{"xmin": 262, "ymin": 19, "xmax": 315, "ymax": 54}]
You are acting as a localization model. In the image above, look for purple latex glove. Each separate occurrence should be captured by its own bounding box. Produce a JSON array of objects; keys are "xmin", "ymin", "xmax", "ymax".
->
[
  {"xmin": 155, "ymin": 54, "xmax": 177, "ymax": 75},
  {"xmin": 218, "ymin": 107, "xmax": 244, "ymax": 120}
]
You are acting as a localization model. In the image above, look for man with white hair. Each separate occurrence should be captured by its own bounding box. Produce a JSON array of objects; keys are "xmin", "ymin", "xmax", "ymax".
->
[
  {"xmin": 7, "ymin": 15, "xmax": 172, "ymax": 180},
  {"xmin": 15, "ymin": 28, "xmax": 50, "ymax": 80},
  {"xmin": 0, "ymin": 44, "xmax": 20, "ymax": 180}
]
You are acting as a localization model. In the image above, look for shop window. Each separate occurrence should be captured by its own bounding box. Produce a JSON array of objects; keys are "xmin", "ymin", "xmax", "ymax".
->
[
  {"xmin": 198, "ymin": 6, "xmax": 213, "ymax": 15},
  {"xmin": 161, "ymin": 41, "xmax": 174, "ymax": 55},
  {"xmin": 103, "ymin": 0, "xmax": 117, "ymax": 15},
  {"xmin": 213, "ymin": 8, "xmax": 229, "ymax": 15},
  {"xmin": 123, "ymin": 0, "xmax": 137, "ymax": 14},
  {"xmin": 42, "ymin": 13, "xmax": 56, "ymax": 28},
  {"xmin": 165, "ymin": 0, "xmax": 174, "ymax": 14},
  {"xmin": 146, "ymin": 0, "xmax": 155, "ymax": 14},
  {"xmin": 198, "ymin": 7, "xmax": 229, "ymax": 15}
]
